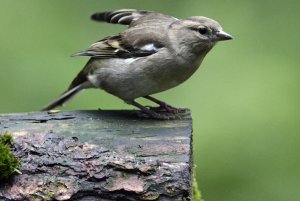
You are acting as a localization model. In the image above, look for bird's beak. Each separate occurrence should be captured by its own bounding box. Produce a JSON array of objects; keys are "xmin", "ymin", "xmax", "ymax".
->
[{"xmin": 215, "ymin": 30, "xmax": 233, "ymax": 41}]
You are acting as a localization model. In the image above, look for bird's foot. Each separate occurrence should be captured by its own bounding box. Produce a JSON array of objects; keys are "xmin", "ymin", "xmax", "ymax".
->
[
  {"xmin": 148, "ymin": 104, "xmax": 188, "ymax": 114},
  {"xmin": 126, "ymin": 99, "xmax": 182, "ymax": 120}
]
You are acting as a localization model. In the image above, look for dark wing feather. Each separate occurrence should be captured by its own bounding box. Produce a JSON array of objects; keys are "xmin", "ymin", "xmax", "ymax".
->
[
  {"xmin": 72, "ymin": 35, "xmax": 161, "ymax": 59},
  {"xmin": 91, "ymin": 9, "xmax": 150, "ymax": 25}
]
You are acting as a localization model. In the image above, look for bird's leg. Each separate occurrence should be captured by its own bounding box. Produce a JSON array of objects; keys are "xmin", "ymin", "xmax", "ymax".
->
[
  {"xmin": 125, "ymin": 100, "xmax": 176, "ymax": 120},
  {"xmin": 143, "ymin": 95, "xmax": 187, "ymax": 113}
]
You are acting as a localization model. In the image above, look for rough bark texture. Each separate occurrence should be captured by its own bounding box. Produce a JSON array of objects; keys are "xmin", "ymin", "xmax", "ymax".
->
[{"xmin": 0, "ymin": 110, "xmax": 193, "ymax": 201}]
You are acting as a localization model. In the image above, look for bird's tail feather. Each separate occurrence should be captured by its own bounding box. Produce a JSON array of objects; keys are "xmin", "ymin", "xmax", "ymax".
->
[{"xmin": 42, "ymin": 82, "xmax": 90, "ymax": 111}]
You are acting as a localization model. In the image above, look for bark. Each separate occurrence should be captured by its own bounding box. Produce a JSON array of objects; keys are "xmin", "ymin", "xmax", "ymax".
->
[{"xmin": 0, "ymin": 110, "xmax": 193, "ymax": 201}]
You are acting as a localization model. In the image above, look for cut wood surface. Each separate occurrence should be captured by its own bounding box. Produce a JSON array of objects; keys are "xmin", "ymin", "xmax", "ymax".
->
[{"xmin": 0, "ymin": 110, "xmax": 193, "ymax": 201}]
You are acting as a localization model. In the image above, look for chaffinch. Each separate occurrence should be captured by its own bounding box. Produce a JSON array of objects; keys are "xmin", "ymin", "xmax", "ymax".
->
[{"xmin": 43, "ymin": 9, "xmax": 233, "ymax": 119}]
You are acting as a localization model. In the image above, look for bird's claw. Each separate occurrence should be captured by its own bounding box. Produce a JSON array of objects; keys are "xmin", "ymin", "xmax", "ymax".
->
[{"xmin": 148, "ymin": 105, "xmax": 188, "ymax": 114}]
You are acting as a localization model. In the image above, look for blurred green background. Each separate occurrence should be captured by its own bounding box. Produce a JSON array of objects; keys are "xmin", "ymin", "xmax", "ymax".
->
[{"xmin": 0, "ymin": 1, "xmax": 299, "ymax": 200}]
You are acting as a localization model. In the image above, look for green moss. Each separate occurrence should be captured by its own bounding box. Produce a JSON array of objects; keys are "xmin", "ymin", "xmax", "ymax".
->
[
  {"xmin": 0, "ymin": 131, "xmax": 20, "ymax": 180},
  {"xmin": 193, "ymin": 176, "xmax": 203, "ymax": 201},
  {"xmin": 0, "ymin": 131, "xmax": 14, "ymax": 144},
  {"xmin": 192, "ymin": 165, "xmax": 203, "ymax": 201}
]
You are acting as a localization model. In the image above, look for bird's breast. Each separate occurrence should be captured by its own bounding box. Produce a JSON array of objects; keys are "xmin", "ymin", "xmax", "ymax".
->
[{"xmin": 91, "ymin": 50, "xmax": 204, "ymax": 100}]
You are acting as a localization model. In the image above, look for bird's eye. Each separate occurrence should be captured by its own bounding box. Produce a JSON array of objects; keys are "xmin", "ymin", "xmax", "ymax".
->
[{"xmin": 198, "ymin": 27, "xmax": 208, "ymax": 35}]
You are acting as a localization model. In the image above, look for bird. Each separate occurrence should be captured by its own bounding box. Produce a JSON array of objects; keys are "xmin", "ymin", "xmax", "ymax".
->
[{"xmin": 42, "ymin": 9, "xmax": 233, "ymax": 119}]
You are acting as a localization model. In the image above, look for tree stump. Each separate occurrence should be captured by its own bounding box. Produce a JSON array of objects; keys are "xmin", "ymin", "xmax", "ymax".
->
[{"xmin": 0, "ymin": 110, "xmax": 193, "ymax": 201}]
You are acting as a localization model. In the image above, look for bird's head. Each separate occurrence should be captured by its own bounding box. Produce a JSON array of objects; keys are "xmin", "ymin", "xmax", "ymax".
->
[{"xmin": 168, "ymin": 16, "xmax": 233, "ymax": 54}]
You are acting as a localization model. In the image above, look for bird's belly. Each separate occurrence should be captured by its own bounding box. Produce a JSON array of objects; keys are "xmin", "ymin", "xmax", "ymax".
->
[{"xmin": 90, "ymin": 57, "xmax": 201, "ymax": 100}]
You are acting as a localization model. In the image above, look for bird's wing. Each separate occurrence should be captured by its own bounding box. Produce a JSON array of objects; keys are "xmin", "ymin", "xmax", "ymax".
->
[
  {"xmin": 73, "ymin": 10, "xmax": 178, "ymax": 59},
  {"xmin": 72, "ymin": 34, "xmax": 162, "ymax": 59},
  {"xmin": 90, "ymin": 9, "xmax": 177, "ymax": 28},
  {"xmin": 91, "ymin": 9, "xmax": 151, "ymax": 26}
]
